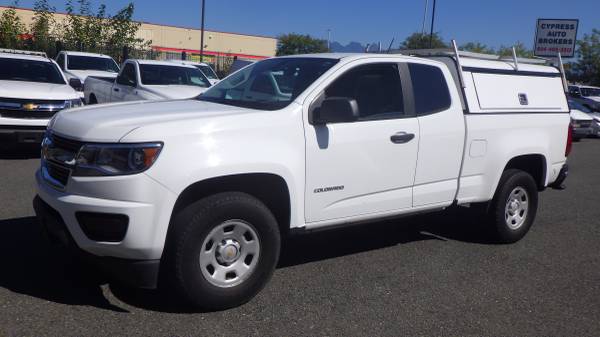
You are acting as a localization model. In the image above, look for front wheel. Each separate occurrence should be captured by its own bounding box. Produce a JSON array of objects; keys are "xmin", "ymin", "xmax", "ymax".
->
[
  {"xmin": 487, "ymin": 169, "xmax": 539, "ymax": 243},
  {"xmin": 165, "ymin": 192, "xmax": 280, "ymax": 310}
]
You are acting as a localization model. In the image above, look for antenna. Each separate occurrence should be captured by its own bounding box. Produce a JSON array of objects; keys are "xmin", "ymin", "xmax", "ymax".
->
[{"xmin": 387, "ymin": 38, "xmax": 395, "ymax": 53}]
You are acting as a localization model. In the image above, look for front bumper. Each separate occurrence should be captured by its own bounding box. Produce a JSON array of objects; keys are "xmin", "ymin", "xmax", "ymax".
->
[
  {"xmin": 35, "ymin": 168, "xmax": 177, "ymax": 260},
  {"xmin": 572, "ymin": 126, "xmax": 593, "ymax": 138},
  {"xmin": 33, "ymin": 196, "xmax": 160, "ymax": 288},
  {"xmin": 0, "ymin": 125, "xmax": 46, "ymax": 145}
]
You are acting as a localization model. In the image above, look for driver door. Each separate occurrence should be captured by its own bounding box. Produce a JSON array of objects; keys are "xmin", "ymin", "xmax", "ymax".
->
[{"xmin": 304, "ymin": 61, "xmax": 419, "ymax": 223}]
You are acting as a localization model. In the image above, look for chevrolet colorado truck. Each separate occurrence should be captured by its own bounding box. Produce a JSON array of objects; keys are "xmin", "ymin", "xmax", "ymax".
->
[
  {"xmin": 84, "ymin": 59, "xmax": 211, "ymax": 104},
  {"xmin": 34, "ymin": 50, "xmax": 571, "ymax": 310},
  {"xmin": 0, "ymin": 49, "xmax": 82, "ymax": 148}
]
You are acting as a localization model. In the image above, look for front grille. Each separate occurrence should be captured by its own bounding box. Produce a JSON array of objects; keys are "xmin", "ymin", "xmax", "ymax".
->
[
  {"xmin": 0, "ymin": 97, "xmax": 67, "ymax": 120},
  {"xmin": 45, "ymin": 160, "xmax": 70, "ymax": 186},
  {"xmin": 52, "ymin": 134, "xmax": 84, "ymax": 153},
  {"xmin": 42, "ymin": 133, "xmax": 84, "ymax": 189},
  {"xmin": 0, "ymin": 109, "xmax": 58, "ymax": 119}
]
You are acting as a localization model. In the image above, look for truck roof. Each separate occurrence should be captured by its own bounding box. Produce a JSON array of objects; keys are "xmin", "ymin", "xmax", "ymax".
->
[
  {"xmin": 0, "ymin": 52, "xmax": 51, "ymax": 62},
  {"xmin": 61, "ymin": 51, "xmax": 114, "ymax": 58},
  {"xmin": 134, "ymin": 59, "xmax": 197, "ymax": 68},
  {"xmin": 282, "ymin": 52, "xmax": 559, "ymax": 75}
]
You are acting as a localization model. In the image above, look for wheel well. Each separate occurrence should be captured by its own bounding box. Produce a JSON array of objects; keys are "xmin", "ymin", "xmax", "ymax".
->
[
  {"xmin": 89, "ymin": 93, "xmax": 97, "ymax": 104},
  {"xmin": 170, "ymin": 173, "xmax": 291, "ymax": 236},
  {"xmin": 504, "ymin": 154, "xmax": 546, "ymax": 190}
]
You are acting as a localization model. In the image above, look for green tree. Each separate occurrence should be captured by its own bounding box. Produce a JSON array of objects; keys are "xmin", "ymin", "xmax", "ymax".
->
[
  {"xmin": 62, "ymin": 0, "xmax": 90, "ymax": 50},
  {"xmin": 461, "ymin": 42, "xmax": 495, "ymax": 54},
  {"xmin": 30, "ymin": 0, "xmax": 56, "ymax": 52},
  {"xmin": 276, "ymin": 33, "xmax": 328, "ymax": 56},
  {"xmin": 0, "ymin": 1, "xmax": 26, "ymax": 49},
  {"xmin": 105, "ymin": 3, "xmax": 149, "ymax": 61},
  {"xmin": 572, "ymin": 29, "xmax": 600, "ymax": 86},
  {"xmin": 400, "ymin": 32, "xmax": 447, "ymax": 50},
  {"xmin": 497, "ymin": 42, "xmax": 534, "ymax": 58}
]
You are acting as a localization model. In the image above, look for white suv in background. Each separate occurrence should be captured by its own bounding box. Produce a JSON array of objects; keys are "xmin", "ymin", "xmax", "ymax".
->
[{"xmin": 0, "ymin": 49, "xmax": 82, "ymax": 148}]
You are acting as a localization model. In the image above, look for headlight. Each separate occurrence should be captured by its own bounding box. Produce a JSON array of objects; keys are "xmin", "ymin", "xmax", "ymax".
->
[
  {"xmin": 65, "ymin": 98, "xmax": 83, "ymax": 108},
  {"xmin": 72, "ymin": 143, "xmax": 163, "ymax": 176}
]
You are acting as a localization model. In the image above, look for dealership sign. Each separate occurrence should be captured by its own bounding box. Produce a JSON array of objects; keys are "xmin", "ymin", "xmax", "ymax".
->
[{"xmin": 534, "ymin": 19, "xmax": 579, "ymax": 58}]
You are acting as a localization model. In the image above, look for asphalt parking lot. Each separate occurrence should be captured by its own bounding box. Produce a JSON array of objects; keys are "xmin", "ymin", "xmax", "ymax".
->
[{"xmin": 0, "ymin": 140, "xmax": 599, "ymax": 337}]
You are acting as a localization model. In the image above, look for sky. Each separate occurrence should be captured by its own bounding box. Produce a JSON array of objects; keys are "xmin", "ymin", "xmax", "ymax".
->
[{"xmin": 3, "ymin": 0, "xmax": 599, "ymax": 52}]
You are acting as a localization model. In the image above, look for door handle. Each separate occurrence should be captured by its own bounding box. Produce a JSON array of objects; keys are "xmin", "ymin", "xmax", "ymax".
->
[
  {"xmin": 113, "ymin": 87, "xmax": 120, "ymax": 92},
  {"xmin": 390, "ymin": 132, "xmax": 415, "ymax": 144}
]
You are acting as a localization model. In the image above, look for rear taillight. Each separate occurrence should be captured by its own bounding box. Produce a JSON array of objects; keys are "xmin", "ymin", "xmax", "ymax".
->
[{"xmin": 565, "ymin": 122, "xmax": 573, "ymax": 157}]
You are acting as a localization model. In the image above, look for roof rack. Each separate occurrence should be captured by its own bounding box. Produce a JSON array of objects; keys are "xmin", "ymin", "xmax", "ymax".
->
[
  {"xmin": 391, "ymin": 47, "xmax": 548, "ymax": 65},
  {"xmin": 0, "ymin": 48, "xmax": 48, "ymax": 58}
]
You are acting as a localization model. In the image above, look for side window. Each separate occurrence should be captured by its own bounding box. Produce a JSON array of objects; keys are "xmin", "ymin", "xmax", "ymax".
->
[
  {"xmin": 323, "ymin": 63, "xmax": 404, "ymax": 121},
  {"xmin": 408, "ymin": 63, "xmax": 451, "ymax": 115},
  {"xmin": 119, "ymin": 63, "xmax": 137, "ymax": 86},
  {"xmin": 56, "ymin": 54, "xmax": 65, "ymax": 70}
]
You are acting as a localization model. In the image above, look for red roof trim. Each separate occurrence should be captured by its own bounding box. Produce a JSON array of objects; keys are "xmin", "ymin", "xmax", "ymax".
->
[{"xmin": 151, "ymin": 46, "xmax": 269, "ymax": 60}]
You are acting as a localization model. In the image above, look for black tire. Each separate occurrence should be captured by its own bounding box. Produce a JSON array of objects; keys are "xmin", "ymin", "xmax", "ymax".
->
[
  {"xmin": 487, "ymin": 169, "xmax": 538, "ymax": 243},
  {"xmin": 165, "ymin": 192, "xmax": 280, "ymax": 310},
  {"xmin": 88, "ymin": 94, "xmax": 97, "ymax": 105}
]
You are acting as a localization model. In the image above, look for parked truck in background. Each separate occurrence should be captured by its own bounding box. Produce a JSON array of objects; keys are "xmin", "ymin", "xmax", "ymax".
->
[
  {"xmin": 169, "ymin": 60, "xmax": 220, "ymax": 85},
  {"xmin": 0, "ymin": 49, "xmax": 82, "ymax": 149},
  {"xmin": 84, "ymin": 59, "xmax": 212, "ymax": 104},
  {"xmin": 34, "ymin": 50, "xmax": 571, "ymax": 310},
  {"xmin": 55, "ymin": 51, "xmax": 120, "ymax": 98}
]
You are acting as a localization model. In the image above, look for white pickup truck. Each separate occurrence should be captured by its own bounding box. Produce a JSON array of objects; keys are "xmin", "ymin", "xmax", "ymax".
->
[
  {"xmin": 0, "ymin": 49, "xmax": 82, "ymax": 148},
  {"xmin": 55, "ymin": 51, "xmax": 120, "ymax": 97},
  {"xmin": 34, "ymin": 50, "xmax": 571, "ymax": 310},
  {"xmin": 84, "ymin": 59, "xmax": 211, "ymax": 104}
]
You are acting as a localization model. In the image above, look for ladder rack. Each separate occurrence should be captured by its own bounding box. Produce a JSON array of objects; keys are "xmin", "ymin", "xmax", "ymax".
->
[{"xmin": 0, "ymin": 48, "xmax": 48, "ymax": 58}]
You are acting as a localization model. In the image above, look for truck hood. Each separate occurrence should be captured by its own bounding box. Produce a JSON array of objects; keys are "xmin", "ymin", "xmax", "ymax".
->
[
  {"xmin": 144, "ymin": 85, "xmax": 208, "ymax": 99},
  {"xmin": 67, "ymin": 70, "xmax": 118, "ymax": 81},
  {"xmin": 50, "ymin": 99, "xmax": 255, "ymax": 142},
  {"xmin": 0, "ymin": 80, "xmax": 79, "ymax": 100},
  {"xmin": 570, "ymin": 109, "xmax": 593, "ymax": 121}
]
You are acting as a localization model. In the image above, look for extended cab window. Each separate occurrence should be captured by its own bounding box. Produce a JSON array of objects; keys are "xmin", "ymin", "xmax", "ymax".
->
[
  {"xmin": 323, "ymin": 63, "xmax": 405, "ymax": 120},
  {"xmin": 409, "ymin": 63, "xmax": 451, "ymax": 115}
]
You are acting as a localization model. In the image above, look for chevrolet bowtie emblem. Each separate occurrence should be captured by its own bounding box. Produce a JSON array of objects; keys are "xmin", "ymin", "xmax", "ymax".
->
[{"xmin": 22, "ymin": 103, "xmax": 39, "ymax": 111}]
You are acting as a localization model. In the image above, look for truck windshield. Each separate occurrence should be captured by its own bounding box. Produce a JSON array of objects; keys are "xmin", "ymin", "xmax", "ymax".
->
[
  {"xmin": 198, "ymin": 57, "xmax": 339, "ymax": 110},
  {"xmin": 140, "ymin": 65, "xmax": 211, "ymax": 87},
  {"xmin": 67, "ymin": 55, "xmax": 119, "ymax": 73},
  {"xmin": 0, "ymin": 58, "xmax": 65, "ymax": 84},
  {"xmin": 197, "ymin": 64, "xmax": 218, "ymax": 79}
]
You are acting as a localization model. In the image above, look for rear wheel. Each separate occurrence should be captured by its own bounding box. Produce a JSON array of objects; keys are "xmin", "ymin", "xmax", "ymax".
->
[
  {"xmin": 487, "ymin": 169, "xmax": 538, "ymax": 243},
  {"xmin": 165, "ymin": 192, "xmax": 280, "ymax": 310}
]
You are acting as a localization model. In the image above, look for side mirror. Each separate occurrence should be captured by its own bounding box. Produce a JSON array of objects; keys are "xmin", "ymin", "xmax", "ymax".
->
[
  {"xmin": 311, "ymin": 97, "xmax": 359, "ymax": 124},
  {"xmin": 69, "ymin": 78, "xmax": 83, "ymax": 91}
]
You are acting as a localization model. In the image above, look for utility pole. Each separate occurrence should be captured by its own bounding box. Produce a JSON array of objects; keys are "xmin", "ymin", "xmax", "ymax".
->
[
  {"xmin": 429, "ymin": 0, "xmax": 437, "ymax": 48},
  {"xmin": 421, "ymin": 0, "xmax": 429, "ymax": 35},
  {"xmin": 200, "ymin": 0, "xmax": 206, "ymax": 62}
]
